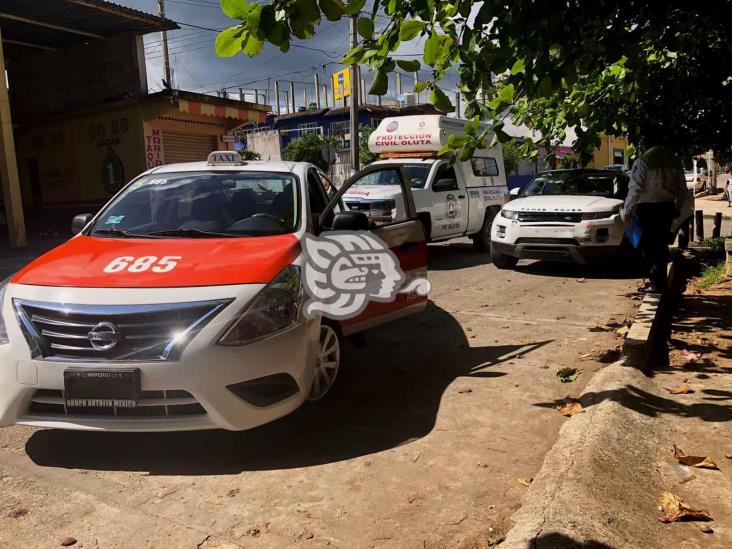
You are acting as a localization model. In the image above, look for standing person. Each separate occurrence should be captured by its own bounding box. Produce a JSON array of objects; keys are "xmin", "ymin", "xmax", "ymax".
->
[
  {"xmin": 624, "ymin": 134, "xmax": 688, "ymax": 294},
  {"xmin": 726, "ymin": 176, "xmax": 732, "ymax": 207}
]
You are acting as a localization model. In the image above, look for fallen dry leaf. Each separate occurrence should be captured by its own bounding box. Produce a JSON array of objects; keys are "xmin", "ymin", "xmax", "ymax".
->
[
  {"xmin": 517, "ymin": 478, "xmax": 532, "ymax": 487},
  {"xmin": 577, "ymin": 278, "xmax": 586, "ymax": 283},
  {"xmin": 673, "ymin": 445, "xmax": 720, "ymax": 470},
  {"xmin": 616, "ymin": 326, "xmax": 630, "ymax": 337},
  {"xmin": 557, "ymin": 398, "xmax": 584, "ymax": 417},
  {"xmin": 696, "ymin": 523, "xmax": 714, "ymax": 533},
  {"xmin": 658, "ymin": 492, "xmax": 713, "ymax": 523},
  {"xmin": 665, "ymin": 384, "xmax": 693, "ymax": 395}
]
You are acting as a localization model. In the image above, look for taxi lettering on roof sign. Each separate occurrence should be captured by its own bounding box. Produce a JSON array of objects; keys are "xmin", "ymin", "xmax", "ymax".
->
[
  {"xmin": 207, "ymin": 151, "xmax": 244, "ymax": 165},
  {"xmin": 0, "ymin": 154, "xmax": 429, "ymax": 433}
]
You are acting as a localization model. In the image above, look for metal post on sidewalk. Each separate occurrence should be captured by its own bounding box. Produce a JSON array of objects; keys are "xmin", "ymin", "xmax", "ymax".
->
[
  {"xmin": 695, "ymin": 210, "xmax": 704, "ymax": 241},
  {"xmin": 712, "ymin": 212, "xmax": 722, "ymax": 238}
]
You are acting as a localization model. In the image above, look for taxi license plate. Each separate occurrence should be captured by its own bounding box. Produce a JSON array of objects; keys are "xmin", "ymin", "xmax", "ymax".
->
[{"xmin": 63, "ymin": 368, "xmax": 141, "ymax": 408}]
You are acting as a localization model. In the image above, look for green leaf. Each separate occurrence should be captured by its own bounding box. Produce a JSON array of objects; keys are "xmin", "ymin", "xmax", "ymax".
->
[
  {"xmin": 499, "ymin": 83, "xmax": 515, "ymax": 103},
  {"xmin": 319, "ymin": 0, "xmax": 346, "ymax": 21},
  {"xmin": 447, "ymin": 134, "xmax": 468, "ymax": 147},
  {"xmin": 429, "ymin": 86, "xmax": 454, "ymax": 113},
  {"xmin": 556, "ymin": 368, "xmax": 580, "ymax": 383},
  {"xmin": 341, "ymin": 45, "xmax": 364, "ymax": 64},
  {"xmin": 369, "ymin": 69, "xmax": 388, "ymax": 95},
  {"xmin": 424, "ymin": 32, "xmax": 442, "ymax": 66},
  {"xmin": 413, "ymin": 80, "xmax": 430, "ymax": 92},
  {"xmin": 344, "ymin": 0, "xmax": 368, "ymax": 15},
  {"xmin": 221, "ymin": 0, "xmax": 251, "ymax": 19},
  {"xmin": 399, "ymin": 20, "xmax": 426, "ymax": 41},
  {"xmin": 357, "ymin": 17, "xmax": 374, "ymax": 40},
  {"xmin": 242, "ymin": 33, "xmax": 264, "ymax": 56},
  {"xmin": 510, "ymin": 58, "xmax": 525, "ymax": 75},
  {"xmin": 246, "ymin": 5, "xmax": 262, "ymax": 30},
  {"xmin": 215, "ymin": 27, "xmax": 243, "ymax": 57},
  {"xmin": 437, "ymin": 144, "xmax": 451, "ymax": 156},
  {"xmin": 396, "ymin": 59, "xmax": 420, "ymax": 72}
]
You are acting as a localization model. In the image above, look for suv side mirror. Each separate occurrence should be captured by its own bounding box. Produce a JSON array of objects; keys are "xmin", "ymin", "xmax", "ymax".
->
[
  {"xmin": 71, "ymin": 213, "xmax": 93, "ymax": 235},
  {"xmin": 331, "ymin": 210, "xmax": 371, "ymax": 231},
  {"xmin": 432, "ymin": 178, "xmax": 458, "ymax": 192},
  {"xmin": 509, "ymin": 187, "xmax": 521, "ymax": 198}
]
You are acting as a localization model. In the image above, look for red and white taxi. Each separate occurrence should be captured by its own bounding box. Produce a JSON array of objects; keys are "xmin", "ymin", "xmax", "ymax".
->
[{"xmin": 0, "ymin": 152, "xmax": 427, "ymax": 431}]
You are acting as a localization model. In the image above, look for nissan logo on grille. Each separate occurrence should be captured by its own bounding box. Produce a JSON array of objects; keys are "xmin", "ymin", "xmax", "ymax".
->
[{"xmin": 88, "ymin": 322, "xmax": 121, "ymax": 351}]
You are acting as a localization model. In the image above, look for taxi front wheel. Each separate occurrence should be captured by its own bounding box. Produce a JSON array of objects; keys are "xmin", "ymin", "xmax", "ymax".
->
[{"xmin": 308, "ymin": 319, "xmax": 343, "ymax": 401}]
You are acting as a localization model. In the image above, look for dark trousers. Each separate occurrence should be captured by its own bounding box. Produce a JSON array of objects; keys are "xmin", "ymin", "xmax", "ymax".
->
[{"xmin": 636, "ymin": 201, "xmax": 675, "ymax": 290}]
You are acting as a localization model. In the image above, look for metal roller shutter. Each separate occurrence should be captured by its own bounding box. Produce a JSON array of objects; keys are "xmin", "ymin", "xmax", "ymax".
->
[{"xmin": 162, "ymin": 132, "xmax": 218, "ymax": 163}]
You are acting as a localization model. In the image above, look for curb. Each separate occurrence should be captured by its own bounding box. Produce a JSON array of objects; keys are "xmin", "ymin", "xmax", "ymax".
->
[{"xmin": 501, "ymin": 257, "xmax": 684, "ymax": 548}]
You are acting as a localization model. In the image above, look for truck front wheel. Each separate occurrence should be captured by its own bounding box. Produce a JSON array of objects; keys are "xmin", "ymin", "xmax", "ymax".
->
[{"xmin": 472, "ymin": 209, "xmax": 497, "ymax": 251}]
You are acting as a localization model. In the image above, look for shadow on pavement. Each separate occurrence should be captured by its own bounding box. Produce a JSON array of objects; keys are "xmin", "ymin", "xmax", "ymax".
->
[
  {"xmin": 427, "ymin": 241, "xmax": 491, "ymax": 271},
  {"xmin": 528, "ymin": 532, "xmax": 614, "ymax": 548},
  {"xmin": 514, "ymin": 259, "xmax": 641, "ymax": 281},
  {"xmin": 25, "ymin": 303, "xmax": 553, "ymax": 475},
  {"xmin": 533, "ymin": 384, "xmax": 731, "ymax": 423}
]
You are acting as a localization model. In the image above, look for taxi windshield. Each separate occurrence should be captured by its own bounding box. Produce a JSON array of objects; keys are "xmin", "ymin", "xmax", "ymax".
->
[
  {"xmin": 90, "ymin": 171, "xmax": 299, "ymax": 238},
  {"xmin": 522, "ymin": 171, "xmax": 627, "ymax": 198}
]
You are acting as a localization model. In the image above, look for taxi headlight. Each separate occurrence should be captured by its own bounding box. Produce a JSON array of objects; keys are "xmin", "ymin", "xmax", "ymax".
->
[
  {"xmin": 218, "ymin": 266, "xmax": 302, "ymax": 346},
  {"xmin": 582, "ymin": 211, "xmax": 616, "ymax": 220},
  {"xmin": 0, "ymin": 276, "xmax": 10, "ymax": 345},
  {"xmin": 500, "ymin": 209, "xmax": 520, "ymax": 220}
]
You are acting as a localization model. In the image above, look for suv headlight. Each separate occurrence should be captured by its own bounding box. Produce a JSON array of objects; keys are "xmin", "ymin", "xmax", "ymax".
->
[
  {"xmin": 218, "ymin": 265, "xmax": 302, "ymax": 346},
  {"xmin": 501, "ymin": 209, "xmax": 520, "ymax": 220},
  {"xmin": 0, "ymin": 276, "xmax": 10, "ymax": 345},
  {"xmin": 582, "ymin": 211, "xmax": 617, "ymax": 220}
]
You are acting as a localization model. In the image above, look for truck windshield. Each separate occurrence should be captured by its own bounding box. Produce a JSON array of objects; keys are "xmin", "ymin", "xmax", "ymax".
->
[
  {"xmin": 89, "ymin": 171, "xmax": 299, "ymax": 238},
  {"xmin": 522, "ymin": 172, "xmax": 627, "ymax": 198},
  {"xmin": 352, "ymin": 165, "xmax": 431, "ymax": 189}
]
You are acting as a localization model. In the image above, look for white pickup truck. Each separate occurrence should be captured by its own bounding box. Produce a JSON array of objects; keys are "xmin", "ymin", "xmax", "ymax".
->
[{"xmin": 343, "ymin": 115, "xmax": 509, "ymax": 251}]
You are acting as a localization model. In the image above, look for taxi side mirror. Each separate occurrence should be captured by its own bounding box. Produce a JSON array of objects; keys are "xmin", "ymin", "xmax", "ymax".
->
[
  {"xmin": 331, "ymin": 211, "xmax": 370, "ymax": 231},
  {"xmin": 509, "ymin": 187, "xmax": 521, "ymax": 198},
  {"xmin": 71, "ymin": 213, "xmax": 93, "ymax": 235}
]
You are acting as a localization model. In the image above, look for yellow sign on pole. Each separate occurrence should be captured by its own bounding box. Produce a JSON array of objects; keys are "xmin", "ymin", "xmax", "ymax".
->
[{"xmin": 332, "ymin": 68, "xmax": 351, "ymax": 101}]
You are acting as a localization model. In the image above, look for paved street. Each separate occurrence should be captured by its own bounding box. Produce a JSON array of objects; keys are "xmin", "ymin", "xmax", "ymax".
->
[{"xmin": 0, "ymin": 241, "xmax": 638, "ymax": 548}]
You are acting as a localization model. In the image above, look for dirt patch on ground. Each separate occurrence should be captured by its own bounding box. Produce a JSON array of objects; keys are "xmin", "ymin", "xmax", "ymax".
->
[{"xmin": 652, "ymin": 268, "xmax": 731, "ymax": 547}]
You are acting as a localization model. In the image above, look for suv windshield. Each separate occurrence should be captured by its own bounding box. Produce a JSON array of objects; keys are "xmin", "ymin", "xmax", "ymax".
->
[
  {"xmin": 522, "ymin": 171, "xmax": 628, "ymax": 198},
  {"xmin": 89, "ymin": 171, "xmax": 299, "ymax": 238}
]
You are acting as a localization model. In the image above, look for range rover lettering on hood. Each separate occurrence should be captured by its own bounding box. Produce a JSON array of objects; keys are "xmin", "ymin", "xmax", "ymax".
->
[{"xmin": 11, "ymin": 235, "xmax": 301, "ymax": 288}]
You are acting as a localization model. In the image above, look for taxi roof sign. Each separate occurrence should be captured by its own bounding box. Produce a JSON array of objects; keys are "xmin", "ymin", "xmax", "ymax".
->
[{"xmin": 207, "ymin": 151, "xmax": 245, "ymax": 166}]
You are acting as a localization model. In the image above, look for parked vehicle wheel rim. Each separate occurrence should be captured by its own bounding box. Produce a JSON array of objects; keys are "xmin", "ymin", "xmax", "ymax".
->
[{"xmin": 308, "ymin": 324, "xmax": 341, "ymax": 401}]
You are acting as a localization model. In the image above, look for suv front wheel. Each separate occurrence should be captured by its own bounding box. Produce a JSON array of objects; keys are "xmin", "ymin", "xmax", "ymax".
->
[{"xmin": 491, "ymin": 248, "xmax": 518, "ymax": 269}]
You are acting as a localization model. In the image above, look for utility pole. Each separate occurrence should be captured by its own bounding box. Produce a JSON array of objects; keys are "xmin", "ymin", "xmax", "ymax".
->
[
  {"xmin": 274, "ymin": 81, "xmax": 281, "ymax": 115},
  {"xmin": 349, "ymin": 14, "xmax": 360, "ymax": 172},
  {"xmin": 290, "ymin": 81, "xmax": 296, "ymax": 113},
  {"xmin": 455, "ymin": 92, "xmax": 460, "ymax": 118},
  {"xmin": 314, "ymin": 74, "xmax": 321, "ymax": 108},
  {"xmin": 157, "ymin": 0, "xmax": 172, "ymax": 87},
  {"xmin": 414, "ymin": 72, "xmax": 419, "ymax": 103}
]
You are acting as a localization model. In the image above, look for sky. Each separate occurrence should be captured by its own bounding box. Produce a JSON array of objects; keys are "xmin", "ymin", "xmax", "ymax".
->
[{"xmin": 117, "ymin": 0, "xmax": 461, "ymax": 112}]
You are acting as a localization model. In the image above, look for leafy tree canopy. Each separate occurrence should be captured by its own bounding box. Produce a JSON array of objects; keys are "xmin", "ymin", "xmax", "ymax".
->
[
  {"xmin": 282, "ymin": 132, "xmax": 340, "ymax": 171},
  {"xmin": 217, "ymin": 0, "xmax": 732, "ymax": 163}
]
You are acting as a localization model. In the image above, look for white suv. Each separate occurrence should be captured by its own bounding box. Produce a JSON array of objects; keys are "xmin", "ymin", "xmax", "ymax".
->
[{"xmin": 490, "ymin": 169, "xmax": 629, "ymax": 268}]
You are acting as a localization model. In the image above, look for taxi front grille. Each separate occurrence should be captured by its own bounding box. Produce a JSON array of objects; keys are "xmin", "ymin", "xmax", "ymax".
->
[
  {"xmin": 13, "ymin": 299, "xmax": 231, "ymax": 362},
  {"xmin": 28, "ymin": 389, "xmax": 206, "ymax": 418},
  {"xmin": 517, "ymin": 212, "xmax": 583, "ymax": 223}
]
